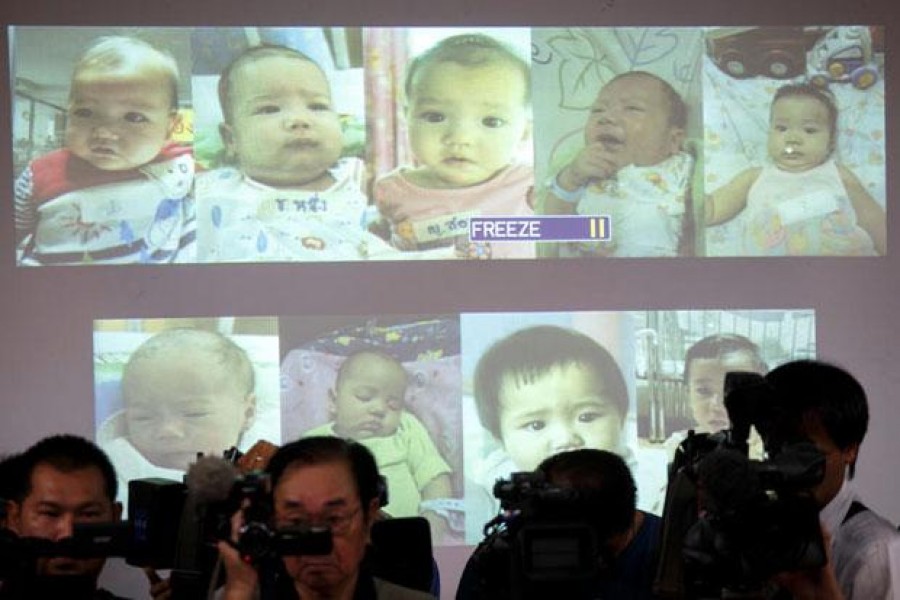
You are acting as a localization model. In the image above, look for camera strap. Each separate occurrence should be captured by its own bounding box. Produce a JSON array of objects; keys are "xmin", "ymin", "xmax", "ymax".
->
[{"xmin": 841, "ymin": 500, "xmax": 869, "ymax": 525}]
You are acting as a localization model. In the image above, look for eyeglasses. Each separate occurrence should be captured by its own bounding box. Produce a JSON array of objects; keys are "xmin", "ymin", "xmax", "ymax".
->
[{"xmin": 277, "ymin": 506, "xmax": 362, "ymax": 536}]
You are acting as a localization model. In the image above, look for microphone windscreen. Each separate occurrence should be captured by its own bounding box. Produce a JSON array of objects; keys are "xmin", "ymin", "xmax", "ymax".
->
[{"xmin": 185, "ymin": 456, "xmax": 237, "ymax": 505}]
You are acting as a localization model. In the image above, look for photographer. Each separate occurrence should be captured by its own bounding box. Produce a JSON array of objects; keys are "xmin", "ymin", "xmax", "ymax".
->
[
  {"xmin": 0, "ymin": 434, "xmax": 129, "ymax": 600},
  {"xmin": 457, "ymin": 448, "xmax": 661, "ymax": 600},
  {"xmin": 767, "ymin": 360, "xmax": 900, "ymax": 600},
  {"xmin": 217, "ymin": 436, "xmax": 434, "ymax": 600}
]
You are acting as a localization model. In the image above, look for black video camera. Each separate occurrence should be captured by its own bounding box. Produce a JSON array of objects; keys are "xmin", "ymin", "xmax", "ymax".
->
[
  {"xmin": 465, "ymin": 471, "xmax": 610, "ymax": 600},
  {"xmin": 655, "ymin": 372, "xmax": 827, "ymax": 598}
]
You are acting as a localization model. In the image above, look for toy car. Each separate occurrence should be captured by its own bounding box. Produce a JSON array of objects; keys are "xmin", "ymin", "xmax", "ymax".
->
[
  {"xmin": 706, "ymin": 27, "xmax": 821, "ymax": 80},
  {"xmin": 808, "ymin": 26, "xmax": 878, "ymax": 90}
]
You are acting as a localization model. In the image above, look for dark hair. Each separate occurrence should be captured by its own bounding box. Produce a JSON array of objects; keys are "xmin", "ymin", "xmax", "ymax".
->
[
  {"xmin": 473, "ymin": 325, "xmax": 628, "ymax": 440},
  {"xmin": 538, "ymin": 449, "xmax": 636, "ymax": 539},
  {"xmin": 266, "ymin": 436, "xmax": 382, "ymax": 509},
  {"xmin": 683, "ymin": 333, "xmax": 768, "ymax": 382},
  {"xmin": 765, "ymin": 359, "xmax": 869, "ymax": 477},
  {"xmin": 772, "ymin": 83, "xmax": 839, "ymax": 149},
  {"xmin": 217, "ymin": 44, "xmax": 325, "ymax": 123},
  {"xmin": 12, "ymin": 434, "xmax": 118, "ymax": 504},
  {"xmin": 404, "ymin": 33, "xmax": 530, "ymax": 105},
  {"xmin": 607, "ymin": 71, "xmax": 688, "ymax": 130}
]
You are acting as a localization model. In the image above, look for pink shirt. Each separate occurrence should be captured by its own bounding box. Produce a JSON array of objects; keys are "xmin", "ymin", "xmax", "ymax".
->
[{"xmin": 374, "ymin": 163, "xmax": 535, "ymax": 259}]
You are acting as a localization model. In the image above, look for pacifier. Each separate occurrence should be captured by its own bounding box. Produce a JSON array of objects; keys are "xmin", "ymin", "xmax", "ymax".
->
[{"xmin": 784, "ymin": 144, "xmax": 797, "ymax": 155}]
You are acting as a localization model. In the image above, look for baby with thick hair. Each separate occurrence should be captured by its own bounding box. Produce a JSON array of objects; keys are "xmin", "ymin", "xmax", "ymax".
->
[
  {"xmin": 706, "ymin": 83, "xmax": 886, "ymax": 256},
  {"xmin": 99, "ymin": 328, "xmax": 257, "ymax": 504},
  {"xmin": 466, "ymin": 325, "xmax": 632, "ymax": 541},
  {"xmin": 197, "ymin": 44, "xmax": 390, "ymax": 262},
  {"xmin": 546, "ymin": 71, "xmax": 693, "ymax": 257},
  {"xmin": 373, "ymin": 33, "xmax": 535, "ymax": 259},
  {"xmin": 302, "ymin": 350, "xmax": 454, "ymax": 540},
  {"xmin": 473, "ymin": 325, "xmax": 630, "ymax": 473},
  {"xmin": 15, "ymin": 35, "xmax": 195, "ymax": 266}
]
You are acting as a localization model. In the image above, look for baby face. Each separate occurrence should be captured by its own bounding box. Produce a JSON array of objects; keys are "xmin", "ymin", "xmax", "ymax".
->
[
  {"xmin": 768, "ymin": 95, "xmax": 833, "ymax": 172},
  {"xmin": 687, "ymin": 351, "xmax": 765, "ymax": 434},
  {"xmin": 497, "ymin": 362, "xmax": 624, "ymax": 471},
  {"xmin": 584, "ymin": 74, "xmax": 683, "ymax": 171},
  {"xmin": 66, "ymin": 67, "xmax": 177, "ymax": 171},
  {"xmin": 123, "ymin": 350, "xmax": 254, "ymax": 470},
  {"xmin": 221, "ymin": 55, "xmax": 343, "ymax": 189},
  {"xmin": 406, "ymin": 61, "xmax": 530, "ymax": 188},
  {"xmin": 331, "ymin": 354, "xmax": 406, "ymax": 439}
]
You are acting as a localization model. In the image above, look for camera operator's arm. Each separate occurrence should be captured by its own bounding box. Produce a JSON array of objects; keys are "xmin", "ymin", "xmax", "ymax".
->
[
  {"xmin": 773, "ymin": 527, "xmax": 845, "ymax": 600},
  {"xmin": 144, "ymin": 567, "xmax": 171, "ymax": 600}
]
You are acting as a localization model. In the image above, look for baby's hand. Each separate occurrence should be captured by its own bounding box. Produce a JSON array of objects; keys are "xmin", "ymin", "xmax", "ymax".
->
[{"xmin": 561, "ymin": 142, "xmax": 619, "ymax": 189}]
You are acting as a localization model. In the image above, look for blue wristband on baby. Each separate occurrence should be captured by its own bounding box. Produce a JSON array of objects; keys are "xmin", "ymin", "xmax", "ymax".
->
[{"xmin": 545, "ymin": 173, "xmax": 586, "ymax": 204}]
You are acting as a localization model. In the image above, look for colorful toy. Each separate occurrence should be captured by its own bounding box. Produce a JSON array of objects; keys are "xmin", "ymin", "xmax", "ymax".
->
[{"xmin": 808, "ymin": 26, "xmax": 879, "ymax": 90}]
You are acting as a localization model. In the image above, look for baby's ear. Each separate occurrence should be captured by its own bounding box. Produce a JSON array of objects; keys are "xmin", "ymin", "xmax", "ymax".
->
[
  {"xmin": 327, "ymin": 388, "xmax": 338, "ymax": 418},
  {"xmin": 166, "ymin": 110, "xmax": 182, "ymax": 140},
  {"xmin": 520, "ymin": 118, "xmax": 533, "ymax": 144},
  {"xmin": 241, "ymin": 392, "xmax": 257, "ymax": 432},
  {"xmin": 668, "ymin": 127, "xmax": 687, "ymax": 155},
  {"xmin": 219, "ymin": 122, "xmax": 236, "ymax": 158}
]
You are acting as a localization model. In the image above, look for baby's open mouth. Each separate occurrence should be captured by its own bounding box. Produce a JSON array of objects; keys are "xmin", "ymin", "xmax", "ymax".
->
[
  {"xmin": 90, "ymin": 146, "xmax": 116, "ymax": 155},
  {"xmin": 597, "ymin": 133, "xmax": 624, "ymax": 151}
]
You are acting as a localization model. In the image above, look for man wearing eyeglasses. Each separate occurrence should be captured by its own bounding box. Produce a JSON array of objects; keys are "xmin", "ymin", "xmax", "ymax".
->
[{"xmin": 218, "ymin": 436, "xmax": 435, "ymax": 599}]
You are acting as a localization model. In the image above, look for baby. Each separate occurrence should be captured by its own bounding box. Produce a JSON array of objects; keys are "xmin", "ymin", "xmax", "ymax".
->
[
  {"xmin": 467, "ymin": 325, "xmax": 632, "ymax": 540},
  {"xmin": 664, "ymin": 333, "xmax": 768, "ymax": 460},
  {"xmin": 705, "ymin": 83, "xmax": 886, "ymax": 256},
  {"xmin": 546, "ymin": 71, "xmax": 693, "ymax": 257},
  {"xmin": 15, "ymin": 36, "xmax": 195, "ymax": 266},
  {"xmin": 473, "ymin": 325, "xmax": 629, "ymax": 473},
  {"xmin": 302, "ymin": 350, "xmax": 454, "ymax": 540},
  {"xmin": 373, "ymin": 34, "xmax": 535, "ymax": 259},
  {"xmin": 98, "ymin": 328, "xmax": 256, "ymax": 504},
  {"xmin": 196, "ymin": 44, "xmax": 390, "ymax": 262}
]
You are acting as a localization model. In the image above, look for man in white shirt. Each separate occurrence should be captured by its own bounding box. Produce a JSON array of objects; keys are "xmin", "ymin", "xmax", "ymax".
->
[{"xmin": 767, "ymin": 360, "xmax": 900, "ymax": 600}]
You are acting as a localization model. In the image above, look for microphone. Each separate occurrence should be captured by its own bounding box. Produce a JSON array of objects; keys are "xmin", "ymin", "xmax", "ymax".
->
[
  {"xmin": 185, "ymin": 456, "xmax": 240, "ymax": 506},
  {"xmin": 169, "ymin": 456, "xmax": 240, "ymax": 600}
]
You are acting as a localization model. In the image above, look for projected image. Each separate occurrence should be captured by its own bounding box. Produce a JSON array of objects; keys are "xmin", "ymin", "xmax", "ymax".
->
[
  {"xmin": 459, "ymin": 309, "xmax": 817, "ymax": 542},
  {"xmin": 632, "ymin": 309, "xmax": 816, "ymax": 510},
  {"xmin": 93, "ymin": 317, "xmax": 280, "ymax": 509},
  {"xmin": 459, "ymin": 312, "xmax": 646, "ymax": 543},
  {"xmin": 279, "ymin": 315, "xmax": 464, "ymax": 544},
  {"xmin": 702, "ymin": 26, "xmax": 886, "ymax": 256},
  {"xmin": 191, "ymin": 28, "xmax": 400, "ymax": 262},
  {"xmin": 532, "ymin": 27, "xmax": 704, "ymax": 257},
  {"xmin": 10, "ymin": 25, "xmax": 885, "ymax": 264},
  {"xmin": 368, "ymin": 28, "xmax": 535, "ymax": 260},
  {"xmin": 12, "ymin": 27, "xmax": 195, "ymax": 266},
  {"xmin": 91, "ymin": 309, "xmax": 814, "ymax": 545}
]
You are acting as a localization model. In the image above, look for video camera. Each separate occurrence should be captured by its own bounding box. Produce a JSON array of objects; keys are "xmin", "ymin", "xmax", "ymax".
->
[
  {"xmin": 655, "ymin": 371, "xmax": 827, "ymax": 598},
  {"xmin": 196, "ymin": 456, "xmax": 332, "ymax": 565},
  {"xmin": 0, "ymin": 448, "xmax": 332, "ymax": 600},
  {"xmin": 465, "ymin": 471, "xmax": 612, "ymax": 600}
]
